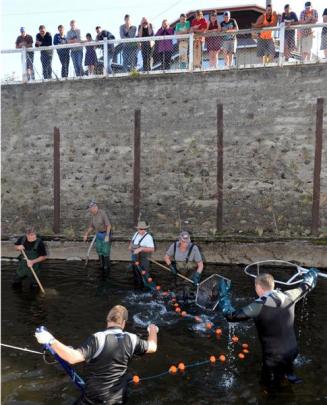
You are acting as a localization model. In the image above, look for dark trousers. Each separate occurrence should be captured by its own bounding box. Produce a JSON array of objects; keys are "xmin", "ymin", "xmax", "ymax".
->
[
  {"xmin": 141, "ymin": 42, "xmax": 152, "ymax": 71},
  {"xmin": 57, "ymin": 50, "xmax": 70, "ymax": 77},
  {"xmin": 262, "ymin": 348, "xmax": 298, "ymax": 388},
  {"xmin": 159, "ymin": 51, "xmax": 172, "ymax": 70},
  {"xmin": 40, "ymin": 50, "xmax": 53, "ymax": 79}
]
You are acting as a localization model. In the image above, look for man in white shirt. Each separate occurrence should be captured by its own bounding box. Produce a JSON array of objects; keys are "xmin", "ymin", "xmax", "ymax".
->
[{"xmin": 129, "ymin": 221, "xmax": 155, "ymax": 287}]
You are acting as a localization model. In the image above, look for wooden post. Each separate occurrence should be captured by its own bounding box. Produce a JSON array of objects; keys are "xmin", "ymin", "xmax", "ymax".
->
[
  {"xmin": 311, "ymin": 98, "xmax": 324, "ymax": 235},
  {"xmin": 216, "ymin": 103, "xmax": 224, "ymax": 232},
  {"xmin": 53, "ymin": 127, "xmax": 60, "ymax": 234},
  {"xmin": 133, "ymin": 110, "xmax": 141, "ymax": 226}
]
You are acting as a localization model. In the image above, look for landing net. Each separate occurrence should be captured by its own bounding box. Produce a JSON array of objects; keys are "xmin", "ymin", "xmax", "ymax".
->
[{"xmin": 196, "ymin": 274, "xmax": 231, "ymax": 311}]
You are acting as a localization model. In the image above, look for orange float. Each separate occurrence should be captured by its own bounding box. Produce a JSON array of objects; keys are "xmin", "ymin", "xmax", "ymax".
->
[
  {"xmin": 242, "ymin": 343, "xmax": 249, "ymax": 349},
  {"xmin": 215, "ymin": 328, "xmax": 222, "ymax": 335},
  {"xmin": 238, "ymin": 353, "xmax": 245, "ymax": 359},
  {"xmin": 206, "ymin": 322, "xmax": 212, "ymax": 329},
  {"xmin": 147, "ymin": 277, "xmax": 153, "ymax": 283},
  {"xmin": 175, "ymin": 307, "xmax": 181, "ymax": 313},
  {"xmin": 156, "ymin": 285, "xmax": 161, "ymax": 290},
  {"xmin": 169, "ymin": 365, "xmax": 177, "ymax": 374},
  {"xmin": 219, "ymin": 354, "xmax": 226, "ymax": 362},
  {"xmin": 132, "ymin": 375, "xmax": 140, "ymax": 384},
  {"xmin": 194, "ymin": 316, "xmax": 202, "ymax": 322},
  {"xmin": 178, "ymin": 362, "xmax": 185, "ymax": 371},
  {"xmin": 210, "ymin": 355, "xmax": 216, "ymax": 363},
  {"xmin": 181, "ymin": 311, "xmax": 187, "ymax": 317},
  {"xmin": 231, "ymin": 335, "xmax": 239, "ymax": 343},
  {"xmin": 243, "ymin": 349, "xmax": 249, "ymax": 354}
]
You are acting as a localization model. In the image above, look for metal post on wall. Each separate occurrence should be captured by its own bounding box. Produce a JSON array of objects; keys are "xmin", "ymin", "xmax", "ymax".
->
[
  {"xmin": 53, "ymin": 127, "xmax": 61, "ymax": 234},
  {"xmin": 133, "ymin": 110, "xmax": 141, "ymax": 226},
  {"xmin": 311, "ymin": 98, "xmax": 324, "ymax": 236},
  {"xmin": 216, "ymin": 103, "xmax": 224, "ymax": 232}
]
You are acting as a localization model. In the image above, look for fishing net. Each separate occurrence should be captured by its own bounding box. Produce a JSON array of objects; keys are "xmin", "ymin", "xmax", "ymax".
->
[
  {"xmin": 196, "ymin": 274, "xmax": 231, "ymax": 311},
  {"xmin": 244, "ymin": 260, "xmax": 309, "ymax": 286}
]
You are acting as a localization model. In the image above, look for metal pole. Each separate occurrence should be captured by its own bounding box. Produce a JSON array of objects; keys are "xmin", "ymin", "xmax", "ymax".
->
[
  {"xmin": 133, "ymin": 110, "xmax": 141, "ymax": 226},
  {"xmin": 103, "ymin": 38, "xmax": 108, "ymax": 77},
  {"xmin": 189, "ymin": 33, "xmax": 194, "ymax": 72},
  {"xmin": 278, "ymin": 22, "xmax": 285, "ymax": 66},
  {"xmin": 53, "ymin": 127, "xmax": 61, "ymax": 234},
  {"xmin": 216, "ymin": 103, "xmax": 224, "ymax": 232},
  {"xmin": 21, "ymin": 47, "xmax": 27, "ymax": 83},
  {"xmin": 311, "ymin": 98, "xmax": 324, "ymax": 235}
]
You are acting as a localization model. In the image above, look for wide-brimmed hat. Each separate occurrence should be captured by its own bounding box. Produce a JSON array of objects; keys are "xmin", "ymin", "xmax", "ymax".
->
[{"xmin": 136, "ymin": 220, "xmax": 150, "ymax": 229}]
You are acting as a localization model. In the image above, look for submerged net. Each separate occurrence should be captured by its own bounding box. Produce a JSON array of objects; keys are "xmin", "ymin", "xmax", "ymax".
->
[{"xmin": 196, "ymin": 274, "xmax": 231, "ymax": 311}]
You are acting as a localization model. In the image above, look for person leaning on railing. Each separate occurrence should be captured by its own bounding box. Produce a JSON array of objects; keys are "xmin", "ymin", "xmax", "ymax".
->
[
  {"xmin": 299, "ymin": 1, "xmax": 318, "ymax": 61},
  {"xmin": 220, "ymin": 11, "xmax": 238, "ymax": 67},
  {"xmin": 35, "ymin": 25, "xmax": 53, "ymax": 79},
  {"xmin": 15, "ymin": 27, "xmax": 34, "ymax": 81},
  {"xmin": 281, "ymin": 4, "xmax": 298, "ymax": 61},
  {"xmin": 252, "ymin": 4, "xmax": 278, "ymax": 64},
  {"xmin": 175, "ymin": 13, "xmax": 190, "ymax": 69},
  {"xmin": 67, "ymin": 20, "xmax": 83, "ymax": 77},
  {"xmin": 95, "ymin": 26, "xmax": 115, "ymax": 75},
  {"xmin": 119, "ymin": 14, "xmax": 137, "ymax": 72},
  {"xmin": 53, "ymin": 25, "xmax": 69, "ymax": 78},
  {"xmin": 155, "ymin": 20, "xmax": 174, "ymax": 71},
  {"xmin": 137, "ymin": 17, "xmax": 154, "ymax": 71},
  {"xmin": 206, "ymin": 11, "xmax": 222, "ymax": 68},
  {"xmin": 190, "ymin": 10, "xmax": 208, "ymax": 69}
]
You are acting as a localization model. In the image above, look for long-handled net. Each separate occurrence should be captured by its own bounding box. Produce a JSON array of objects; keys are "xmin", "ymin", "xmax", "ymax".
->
[
  {"xmin": 196, "ymin": 274, "xmax": 231, "ymax": 311},
  {"xmin": 244, "ymin": 260, "xmax": 326, "ymax": 286}
]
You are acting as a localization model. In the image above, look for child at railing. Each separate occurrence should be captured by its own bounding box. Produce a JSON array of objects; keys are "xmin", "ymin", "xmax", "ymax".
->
[{"xmin": 84, "ymin": 33, "xmax": 97, "ymax": 76}]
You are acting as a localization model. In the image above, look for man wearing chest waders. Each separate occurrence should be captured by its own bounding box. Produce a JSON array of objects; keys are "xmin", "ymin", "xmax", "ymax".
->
[
  {"xmin": 13, "ymin": 226, "xmax": 47, "ymax": 291},
  {"xmin": 84, "ymin": 201, "xmax": 111, "ymax": 276},
  {"xmin": 164, "ymin": 231, "xmax": 204, "ymax": 300},
  {"xmin": 218, "ymin": 270, "xmax": 318, "ymax": 389},
  {"xmin": 129, "ymin": 220, "xmax": 155, "ymax": 287},
  {"xmin": 35, "ymin": 305, "xmax": 158, "ymax": 404}
]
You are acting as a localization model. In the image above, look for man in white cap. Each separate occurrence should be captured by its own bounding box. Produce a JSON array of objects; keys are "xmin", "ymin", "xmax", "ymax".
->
[
  {"xmin": 15, "ymin": 27, "xmax": 35, "ymax": 80},
  {"xmin": 129, "ymin": 220, "xmax": 155, "ymax": 286},
  {"xmin": 164, "ymin": 231, "xmax": 203, "ymax": 284},
  {"xmin": 84, "ymin": 200, "xmax": 112, "ymax": 275}
]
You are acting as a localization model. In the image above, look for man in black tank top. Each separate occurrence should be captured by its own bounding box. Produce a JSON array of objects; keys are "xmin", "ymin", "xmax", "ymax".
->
[
  {"xmin": 35, "ymin": 305, "xmax": 158, "ymax": 404},
  {"xmin": 219, "ymin": 270, "xmax": 318, "ymax": 389}
]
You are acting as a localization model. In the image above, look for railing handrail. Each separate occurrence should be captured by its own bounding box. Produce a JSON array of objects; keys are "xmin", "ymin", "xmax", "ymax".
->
[{"xmin": 2, "ymin": 23, "xmax": 326, "ymax": 54}]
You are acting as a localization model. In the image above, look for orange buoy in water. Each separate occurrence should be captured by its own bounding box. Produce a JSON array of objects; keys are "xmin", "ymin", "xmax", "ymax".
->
[
  {"xmin": 210, "ymin": 355, "xmax": 216, "ymax": 363},
  {"xmin": 242, "ymin": 343, "xmax": 249, "ymax": 349},
  {"xmin": 238, "ymin": 353, "xmax": 245, "ymax": 359},
  {"xmin": 231, "ymin": 335, "xmax": 239, "ymax": 343},
  {"xmin": 169, "ymin": 365, "xmax": 177, "ymax": 374},
  {"xmin": 174, "ymin": 303, "xmax": 179, "ymax": 307},
  {"xmin": 141, "ymin": 270, "xmax": 146, "ymax": 275},
  {"xmin": 178, "ymin": 362, "xmax": 185, "ymax": 372},
  {"xmin": 181, "ymin": 311, "xmax": 187, "ymax": 317},
  {"xmin": 243, "ymin": 349, "xmax": 249, "ymax": 354},
  {"xmin": 147, "ymin": 277, "xmax": 153, "ymax": 283},
  {"xmin": 194, "ymin": 316, "xmax": 202, "ymax": 322},
  {"xmin": 219, "ymin": 354, "xmax": 226, "ymax": 362},
  {"xmin": 206, "ymin": 322, "xmax": 212, "ymax": 329},
  {"xmin": 135, "ymin": 261, "xmax": 140, "ymax": 266},
  {"xmin": 215, "ymin": 328, "xmax": 222, "ymax": 335},
  {"xmin": 156, "ymin": 285, "xmax": 161, "ymax": 290},
  {"xmin": 132, "ymin": 375, "xmax": 140, "ymax": 384},
  {"xmin": 175, "ymin": 307, "xmax": 181, "ymax": 313}
]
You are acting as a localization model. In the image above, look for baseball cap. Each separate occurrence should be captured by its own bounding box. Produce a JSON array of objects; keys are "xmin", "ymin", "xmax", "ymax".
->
[
  {"xmin": 20, "ymin": 27, "xmax": 26, "ymax": 33},
  {"xmin": 223, "ymin": 11, "xmax": 231, "ymax": 17},
  {"xmin": 305, "ymin": 1, "xmax": 311, "ymax": 7},
  {"xmin": 179, "ymin": 231, "xmax": 191, "ymax": 243},
  {"xmin": 87, "ymin": 200, "xmax": 97, "ymax": 209}
]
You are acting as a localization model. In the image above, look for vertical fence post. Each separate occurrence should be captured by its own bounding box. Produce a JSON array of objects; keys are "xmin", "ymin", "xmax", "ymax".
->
[
  {"xmin": 53, "ymin": 127, "xmax": 61, "ymax": 234},
  {"xmin": 311, "ymin": 98, "xmax": 324, "ymax": 236},
  {"xmin": 216, "ymin": 103, "xmax": 224, "ymax": 232},
  {"xmin": 278, "ymin": 22, "xmax": 285, "ymax": 67},
  {"xmin": 133, "ymin": 110, "xmax": 141, "ymax": 226},
  {"xmin": 21, "ymin": 47, "xmax": 27, "ymax": 83},
  {"xmin": 103, "ymin": 37, "xmax": 108, "ymax": 77},
  {"xmin": 189, "ymin": 33, "xmax": 194, "ymax": 72}
]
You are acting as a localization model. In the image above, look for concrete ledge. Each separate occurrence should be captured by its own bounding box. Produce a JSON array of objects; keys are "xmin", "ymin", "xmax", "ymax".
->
[{"xmin": 2, "ymin": 238, "xmax": 326, "ymax": 268}]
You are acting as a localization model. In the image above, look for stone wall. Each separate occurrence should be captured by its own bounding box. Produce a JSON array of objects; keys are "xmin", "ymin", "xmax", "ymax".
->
[{"xmin": 1, "ymin": 64, "xmax": 327, "ymax": 239}]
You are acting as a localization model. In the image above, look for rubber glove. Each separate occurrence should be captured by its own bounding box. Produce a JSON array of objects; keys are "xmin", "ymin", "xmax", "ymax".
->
[
  {"xmin": 191, "ymin": 272, "xmax": 201, "ymax": 284},
  {"xmin": 219, "ymin": 295, "xmax": 235, "ymax": 315},
  {"xmin": 303, "ymin": 268, "xmax": 318, "ymax": 289},
  {"xmin": 35, "ymin": 329, "xmax": 55, "ymax": 345},
  {"xmin": 218, "ymin": 278, "xmax": 231, "ymax": 299}
]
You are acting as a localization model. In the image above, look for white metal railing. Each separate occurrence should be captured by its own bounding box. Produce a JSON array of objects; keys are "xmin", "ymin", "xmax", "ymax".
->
[{"xmin": 1, "ymin": 23, "xmax": 326, "ymax": 84}]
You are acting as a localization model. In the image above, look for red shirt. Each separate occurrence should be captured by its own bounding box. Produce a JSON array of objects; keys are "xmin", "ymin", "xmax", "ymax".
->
[{"xmin": 191, "ymin": 17, "xmax": 207, "ymax": 42}]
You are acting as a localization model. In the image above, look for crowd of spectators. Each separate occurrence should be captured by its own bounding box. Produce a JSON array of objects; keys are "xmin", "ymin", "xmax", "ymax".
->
[{"xmin": 14, "ymin": 2, "xmax": 327, "ymax": 80}]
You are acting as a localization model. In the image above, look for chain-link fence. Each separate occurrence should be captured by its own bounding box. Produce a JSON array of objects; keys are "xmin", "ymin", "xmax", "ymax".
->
[{"xmin": 1, "ymin": 23, "xmax": 327, "ymax": 83}]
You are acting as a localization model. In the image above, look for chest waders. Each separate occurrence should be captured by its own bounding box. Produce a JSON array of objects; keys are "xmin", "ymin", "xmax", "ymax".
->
[
  {"xmin": 13, "ymin": 238, "xmax": 42, "ymax": 289},
  {"xmin": 173, "ymin": 242, "xmax": 197, "ymax": 276},
  {"xmin": 95, "ymin": 231, "xmax": 111, "ymax": 276},
  {"xmin": 131, "ymin": 233, "xmax": 152, "ymax": 287}
]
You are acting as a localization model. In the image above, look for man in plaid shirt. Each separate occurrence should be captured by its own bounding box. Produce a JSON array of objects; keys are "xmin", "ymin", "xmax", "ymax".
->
[{"xmin": 299, "ymin": 1, "xmax": 318, "ymax": 61}]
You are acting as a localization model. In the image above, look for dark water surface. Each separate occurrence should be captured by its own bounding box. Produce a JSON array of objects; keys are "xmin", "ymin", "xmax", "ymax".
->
[{"xmin": 1, "ymin": 260, "xmax": 327, "ymax": 404}]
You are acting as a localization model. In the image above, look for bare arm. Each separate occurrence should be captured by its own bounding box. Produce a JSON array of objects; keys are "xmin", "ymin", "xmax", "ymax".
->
[
  {"xmin": 146, "ymin": 324, "xmax": 158, "ymax": 353},
  {"xmin": 252, "ymin": 14, "xmax": 264, "ymax": 28},
  {"xmin": 196, "ymin": 261, "xmax": 204, "ymax": 273},
  {"xmin": 50, "ymin": 339, "xmax": 85, "ymax": 364},
  {"xmin": 164, "ymin": 254, "xmax": 172, "ymax": 266}
]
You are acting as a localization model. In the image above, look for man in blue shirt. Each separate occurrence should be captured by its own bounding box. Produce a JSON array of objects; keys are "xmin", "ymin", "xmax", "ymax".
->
[{"xmin": 53, "ymin": 25, "xmax": 70, "ymax": 78}]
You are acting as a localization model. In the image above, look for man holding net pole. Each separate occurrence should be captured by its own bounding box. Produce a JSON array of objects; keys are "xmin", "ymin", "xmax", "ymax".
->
[{"xmin": 218, "ymin": 270, "xmax": 318, "ymax": 389}]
